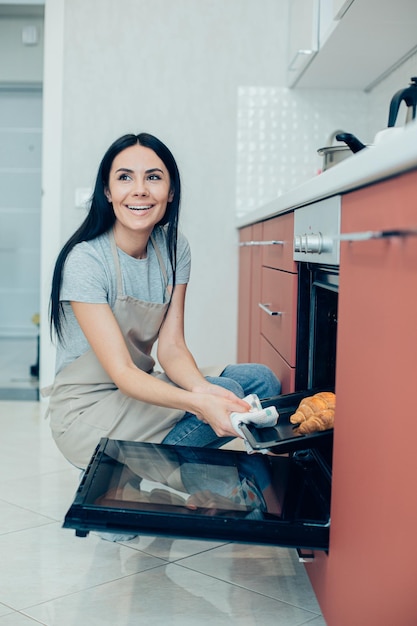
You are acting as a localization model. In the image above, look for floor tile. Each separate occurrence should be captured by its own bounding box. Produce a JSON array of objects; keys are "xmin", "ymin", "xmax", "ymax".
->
[
  {"xmin": 119, "ymin": 534, "xmax": 228, "ymax": 561},
  {"xmin": 25, "ymin": 561, "xmax": 318, "ymax": 626},
  {"xmin": 0, "ymin": 523, "xmax": 165, "ymax": 611},
  {"xmin": 0, "ymin": 402, "xmax": 71, "ymax": 482},
  {"xmin": 177, "ymin": 542, "xmax": 322, "ymax": 614},
  {"xmin": 0, "ymin": 613, "xmax": 43, "ymax": 625},
  {"xmin": 0, "ymin": 604, "xmax": 14, "ymax": 618},
  {"xmin": 0, "ymin": 500, "xmax": 54, "ymax": 534},
  {"xmin": 0, "ymin": 468, "xmax": 79, "ymax": 521},
  {"xmin": 300, "ymin": 616, "xmax": 327, "ymax": 625}
]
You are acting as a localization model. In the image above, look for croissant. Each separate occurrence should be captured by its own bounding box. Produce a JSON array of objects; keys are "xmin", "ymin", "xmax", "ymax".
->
[
  {"xmin": 290, "ymin": 392, "xmax": 335, "ymax": 433},
  {"xmin": 315, "ymin": 391, "xmax": 336, "ymax": 410}
]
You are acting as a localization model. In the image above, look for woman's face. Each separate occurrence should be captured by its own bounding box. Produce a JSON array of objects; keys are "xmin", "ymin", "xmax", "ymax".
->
[{"xmin": 105, "ymin": 144, "xmax": 173, "ymax": 236}]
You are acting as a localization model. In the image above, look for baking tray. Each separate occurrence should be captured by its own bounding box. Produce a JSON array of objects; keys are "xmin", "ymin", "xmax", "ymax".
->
[{"xmin": 240, "ymin": 389, "xmax": 334, "ymax": 455}]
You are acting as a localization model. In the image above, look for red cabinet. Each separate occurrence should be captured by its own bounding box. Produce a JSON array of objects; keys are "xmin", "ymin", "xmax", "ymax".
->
[
  {"xmin": 237, "ymin": 212, "xmax": 297, "ymax": 394},
  {"xmin": 237, "ymin": 222, "xmax": 262, "ymax": 364},
  {"xmin": 238, "ymin": 170, "xmax": 417, "ymax": 624},
  {"xmin": 260, "ymin": 266, "xmax": 298, "ymax": 366},
  {"xmin": 306, "ymin": 169, "xmax": 417, "ymax": 626},
  {"xmin": 262, "ymin": 211, "xmax": 297, "ymax": 273}
]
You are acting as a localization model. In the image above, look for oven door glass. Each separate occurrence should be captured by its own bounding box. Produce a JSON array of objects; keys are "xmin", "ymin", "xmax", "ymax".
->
[{"xmin": 64, "ymin": 433, "xmax": 331, "ymax": 551}]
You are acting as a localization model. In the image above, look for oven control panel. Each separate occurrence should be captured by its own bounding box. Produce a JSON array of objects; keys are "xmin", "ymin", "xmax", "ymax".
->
[{"xmin": 293, "ymin": 196, "xmax": 341, "ymax": 265}]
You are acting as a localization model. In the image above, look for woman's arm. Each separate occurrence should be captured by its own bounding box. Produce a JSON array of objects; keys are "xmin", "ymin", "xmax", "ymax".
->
[
  {"xmin": 70, "ymin": 300, "xmax": 248, "ymax": 437},
  {"xmin": 157, "ymin": 284, "xmax": 211, "ymax": 390},
  {"xmin": 157, "ymin": 285, "xmax": 247, "ymax": 399}
]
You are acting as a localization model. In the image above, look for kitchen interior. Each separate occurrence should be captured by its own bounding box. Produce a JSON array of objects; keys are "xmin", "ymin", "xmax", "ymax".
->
[{"xmin": 1, "ymin": 0, "xmax": 417, "ymax": 624}]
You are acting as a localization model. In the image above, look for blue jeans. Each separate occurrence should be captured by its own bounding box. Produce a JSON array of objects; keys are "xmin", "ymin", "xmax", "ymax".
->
[{"xmin": 161, "ymin": 363, "xmax": 281, "ymax": 448}]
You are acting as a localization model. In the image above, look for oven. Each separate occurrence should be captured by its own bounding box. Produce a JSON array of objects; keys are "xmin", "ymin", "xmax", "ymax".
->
[
  {"xmin": 293, "ymin": 196, "xmax": 341, "ymax": 392},
  {"xmin": 63, "ymin": 199, "xmax": 341, "ymax": 557}
]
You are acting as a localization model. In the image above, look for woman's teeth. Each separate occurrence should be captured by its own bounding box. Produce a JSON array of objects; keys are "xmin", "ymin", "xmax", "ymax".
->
[{"xmin": 128, "ymin": 205, "xmax": 152, "ymax": 211}]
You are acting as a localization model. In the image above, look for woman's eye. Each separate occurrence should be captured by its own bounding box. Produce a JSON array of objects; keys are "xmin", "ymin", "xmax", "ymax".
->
[
  {"xmin": 118, "ymin": 173, "xmax": 132, "ymax": 181},
  {"xmin": 147, "ymin": 174, "xmax": 161, "ymax": 181}
]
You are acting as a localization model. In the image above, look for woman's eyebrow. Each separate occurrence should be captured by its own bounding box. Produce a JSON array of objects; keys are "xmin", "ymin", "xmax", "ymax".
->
[
  {"xmin": 115, "ymin": 167, "xmax": 134, "ymax": 174},
  {"xmin": 146, "ymin": 168, "xmax": 164, "ymax": 174},
  {"xmin": 114, "ymin": 167, "xmax": 165, "ymax": 174}
]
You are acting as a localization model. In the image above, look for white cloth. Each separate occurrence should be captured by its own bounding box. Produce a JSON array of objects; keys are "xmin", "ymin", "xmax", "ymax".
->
[{"xmin": 229, "ymin": 394, "xmax": 279, "ymax": 453}]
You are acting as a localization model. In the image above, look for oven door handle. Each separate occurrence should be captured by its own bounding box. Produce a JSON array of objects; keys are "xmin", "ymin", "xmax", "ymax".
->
[
  {"xmin": 336, "ymin": 227, "xmax": 417, "ymax": 242},
  {"xmin": 258, "ymin": 302, "xmax": 283, "ymax": 316},
  {"xmin": 239, "ymin": 240, "xmax": 284, "ymax": 247}
]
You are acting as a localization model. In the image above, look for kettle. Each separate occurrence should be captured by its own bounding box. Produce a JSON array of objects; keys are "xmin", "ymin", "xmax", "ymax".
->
[{"xmin": 387, "ymin": 77, "xmax": 417, "ymax": 127}]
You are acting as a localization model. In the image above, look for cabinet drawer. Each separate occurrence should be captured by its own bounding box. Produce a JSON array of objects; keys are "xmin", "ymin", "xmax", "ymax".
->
[
  {"xmin": 260, "ymin": 266, "xmax": 298, "ymax": 366},
  {"xmin": 262, "ymin": 212, "xmax": 297, "ymax": 273},
  {"xmin": 259, "ymin": 335, "xmax": 296, "ymax": 395}
]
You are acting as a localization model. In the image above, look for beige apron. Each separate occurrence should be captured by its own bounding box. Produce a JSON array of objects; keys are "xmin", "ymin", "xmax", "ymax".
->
[{"xmin": 44, "ymin": 230, "xmax": 223, "ymax": 469}]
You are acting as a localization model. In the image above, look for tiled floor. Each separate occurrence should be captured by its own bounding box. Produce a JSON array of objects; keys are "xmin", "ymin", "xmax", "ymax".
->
[
  {"xmin": 0, "ymin": 341, "xmax": 326, "ymax": 625},
  {"xmin": 0, "ymin": 401, "xmax": 326, "ymax": 626}
]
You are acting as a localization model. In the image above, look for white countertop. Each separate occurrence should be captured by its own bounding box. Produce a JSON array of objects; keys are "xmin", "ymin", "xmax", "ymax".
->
[{"xmin": 236, "ymin": 120, "xmax": 417, "ymax": 228}]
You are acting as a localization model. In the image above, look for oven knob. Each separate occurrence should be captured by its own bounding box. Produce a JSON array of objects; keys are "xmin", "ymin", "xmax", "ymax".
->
[
  {"xmin": 300, "ymin": 234, "xmax": 308, "ymax": 252},
  {"xmin": 305, "ymin": 233, "xmax": 321, "ymax": 253},
  {"xmin": 305, "ymin": 233, "xmax": 333, "ymax": 254},
  {"xmin": 294, "ymin": 235, "xmax": 310, "ymax": 253}
]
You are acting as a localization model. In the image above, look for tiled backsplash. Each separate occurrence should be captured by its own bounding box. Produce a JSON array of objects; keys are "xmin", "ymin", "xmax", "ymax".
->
[{"xmin": 236, "ymin": 50, "xmax": 417, "ymax": 218}]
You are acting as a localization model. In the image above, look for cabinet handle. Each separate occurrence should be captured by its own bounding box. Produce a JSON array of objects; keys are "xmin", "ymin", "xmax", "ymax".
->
[
  {"xmin": 258, "ymin": 302, "xmax": 283, "ymax": 316},
  {"xmin": 239, "ymin": 240, "xmax": 284, "ymax": 247},
  {"xmin": 288, "ymin": 49, "xmax": 315, "ymax": 71},
  {"xmin": 336, "ymin": 227, "xmax": 417, "ymax": 243}
]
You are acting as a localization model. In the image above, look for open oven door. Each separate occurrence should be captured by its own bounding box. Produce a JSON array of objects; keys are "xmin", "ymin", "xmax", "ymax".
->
[{"xmin": 63, "ymin": 391, "xmax": 332, "ymax": 552}]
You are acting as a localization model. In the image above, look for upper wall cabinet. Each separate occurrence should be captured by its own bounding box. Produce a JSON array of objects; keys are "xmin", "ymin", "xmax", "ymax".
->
[
  {"xmin": 287, "ymin": 0, "xmax": 319, "ymax": 87},
  {"xmin": 288, "ymin": 0, "xmax": 417, "ymax": 90}
]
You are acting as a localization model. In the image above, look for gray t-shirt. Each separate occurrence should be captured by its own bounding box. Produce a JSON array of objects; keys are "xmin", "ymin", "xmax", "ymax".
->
[{"xmin": 56, "ymin": 226, "xmax": 191, "ymax": 374}]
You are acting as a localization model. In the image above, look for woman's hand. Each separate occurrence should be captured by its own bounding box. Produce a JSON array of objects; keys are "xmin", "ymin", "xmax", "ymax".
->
[{"xmin": 189, "ymin": 387, "xmax": 251, "ymax": 438}]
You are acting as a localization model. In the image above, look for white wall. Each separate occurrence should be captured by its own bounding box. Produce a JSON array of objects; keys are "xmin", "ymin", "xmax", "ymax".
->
[
  {"xmin": 40, "ymin": 0, "xmax": 288, "ymax": 388},
  {"xmin": 40, "ymin": 0, "xmax": 63, "ymax": 389}
]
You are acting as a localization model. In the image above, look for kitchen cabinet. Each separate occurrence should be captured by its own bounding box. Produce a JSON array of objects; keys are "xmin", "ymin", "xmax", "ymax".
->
[
  {"xmin": 291, "ymin": 0, "xmax": 417, "ymax": 90},
  {"xmin": 237, "ymin": 166, "xmax": 417, "ymax": 623},
  {"xmin": 305, "ymin": 169, "xmax": 417, "ymax": 625},
  {"xmin": 331, "ymin": 0, "xmax": 355, "ymax": 19},
  {"xmin": 237, "ymin": 212, "xmax": 297, "ymax": 394},
  {"xmin": 237, "ymin": 222, "xmax": 262, "ymax": 365},
  {"xmin": 237, "ymin": 225, "xmax": 252, "ymax": 364},
  {"xmin": 287, "ymin": 0, "xmax": 319, "ymax": 87}
]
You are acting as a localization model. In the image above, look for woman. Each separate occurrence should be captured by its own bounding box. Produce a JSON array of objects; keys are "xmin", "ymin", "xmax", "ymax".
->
[{"xmin": 45, "ymin": 132, "xmax": 281, "ymax": 470}]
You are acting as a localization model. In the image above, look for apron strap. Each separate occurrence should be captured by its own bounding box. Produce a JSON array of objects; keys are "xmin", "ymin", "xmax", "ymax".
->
[
  {"xmin": 109, "ymin": 229, "xmax": 124, "ymax": 298},
  {"xmin": 150, "ymin": 233, "xmax": 171, "ymax": 302}
]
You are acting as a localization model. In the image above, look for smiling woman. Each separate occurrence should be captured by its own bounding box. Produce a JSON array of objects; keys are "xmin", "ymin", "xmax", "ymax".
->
[
  {"xmin": 43, "ymin": 132, "xmax": 281, "ymax": 478},
  {"xmin": 105, "ymin": 145, "xmax": 174, "ymax": 259}
]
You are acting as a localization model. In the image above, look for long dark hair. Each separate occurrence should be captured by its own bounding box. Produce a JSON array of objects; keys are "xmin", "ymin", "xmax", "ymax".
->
[{"xmin": 50, "ymin": 132, "xmax": 181, "ymax": 342}]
